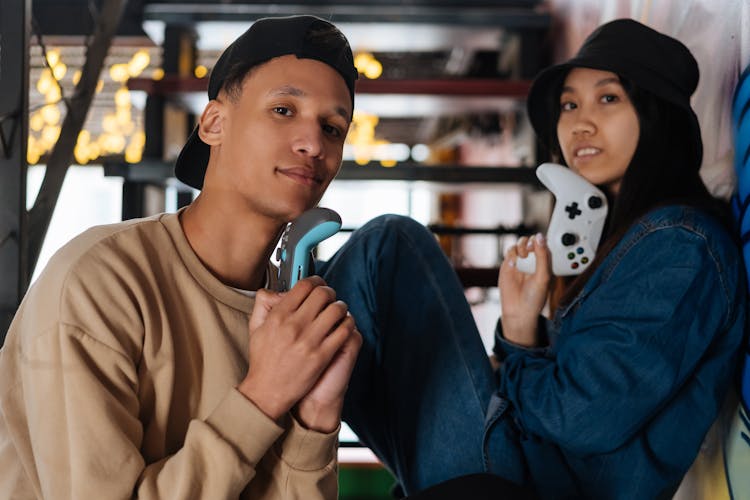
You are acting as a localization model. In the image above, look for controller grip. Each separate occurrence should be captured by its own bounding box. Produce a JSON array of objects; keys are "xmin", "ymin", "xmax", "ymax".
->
[
  {"xmin": 515, "ymin": 253, "xmax": 537, "ymax": 274},
  {"xmin": 276, "ymin": 208, "xmax": 342, "ymax": 292}
]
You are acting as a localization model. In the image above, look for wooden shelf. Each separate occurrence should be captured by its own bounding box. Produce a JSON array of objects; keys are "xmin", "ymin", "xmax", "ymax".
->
[
  {"xmin": 104, "ymin": 160, "xmax": 542, "ymax": 186},
  {"xmin": 128, "ymin": 76, "xmax": 532, "ymax": 97}
]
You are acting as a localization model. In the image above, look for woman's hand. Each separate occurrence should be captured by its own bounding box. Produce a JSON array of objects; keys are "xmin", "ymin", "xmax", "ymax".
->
[{"xmin": 498, "ymin": 233, "xmax": 552, "ymax": 347}]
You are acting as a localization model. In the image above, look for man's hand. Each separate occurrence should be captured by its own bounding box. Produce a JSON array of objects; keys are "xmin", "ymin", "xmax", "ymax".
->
[
  {"xmin": 237, "ymin": 276, "xmax": 352, "ymax": 423},
  {"xmin": 498, "ymin": 233, "xmax": 551, "ymax": 347},
  {"xmin": 295, "ymin": 315, "xmax": 361, "ymax": 433}
]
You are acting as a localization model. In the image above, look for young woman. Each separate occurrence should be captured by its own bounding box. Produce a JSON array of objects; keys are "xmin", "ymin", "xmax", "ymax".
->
[
  {"xmin": 491, "ymin": 17, "xmax": 748, "ymax": 498},
  {"xmin": 322, "ymin": 18, "xmax": 747, "ymax": 499}
]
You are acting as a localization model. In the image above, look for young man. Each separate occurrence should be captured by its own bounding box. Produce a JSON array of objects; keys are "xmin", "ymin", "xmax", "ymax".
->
[{"xmin": 0, "ymin": 15, "xmax": 361, "ymax": 499}]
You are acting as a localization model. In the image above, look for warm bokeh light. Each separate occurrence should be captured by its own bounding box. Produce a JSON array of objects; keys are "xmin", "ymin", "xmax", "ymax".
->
[
  {"xmin": 109, "ymin": 63, "xmax": 129, "ymax": 83},
  {"xmin": 29, "ymin": 112, "xmax": 44, "ymax": 132},
  {"xmin": 364, "ymin": 59, "xmax": 383, "ymax": 79},
  {"xmin": 114, "ymin": 86, "xmax": 131, "ymax": 108},
  {"xmin": 127, "ymin": 50, "xmax": 151, "ymax": 77},
  {"xmin": 52, "ymin": 63, "xmax": 67, "ymax": 80},
  {"xmin": 354, "ymin": 52, "xmax": 383, "ymax": 80},
  {"xmin": 46, "ymin": 49, "xmax": 60, "ymax": 68},
  {"xmin": 41, "ymin": 104, "xmax": 61, "ymax": 126},
  {"xmin": 45, "ymin": 85, "xmax": 61, "ymax": 104},
  {"xmin": 345, "ymin": 111, "xmax": 400, "ymax": 165},
  {"xmin": 36, "ymin": 69, "xmax": 54, "ymax": 94},
  {"xmin": 30, "ymin": 46, "xmax": 155, "ymax": 164},
  {"xmin": 194, "ymin": 65, "xmax": 208, "ymax": 78},
  {"xmin": 40, "ymin": 125, "xmax": 61, "ymax": 148}
]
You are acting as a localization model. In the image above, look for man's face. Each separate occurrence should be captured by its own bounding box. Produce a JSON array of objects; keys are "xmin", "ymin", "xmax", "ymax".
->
[{"xmin": 206, "ymin": 54, "xmax": 352, "ymax": 222}]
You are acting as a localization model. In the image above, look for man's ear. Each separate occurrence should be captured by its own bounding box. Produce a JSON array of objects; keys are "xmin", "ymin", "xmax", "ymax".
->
[{"xmin": 197, "ymin": 99, "xmax": 225, "ymax": 146}]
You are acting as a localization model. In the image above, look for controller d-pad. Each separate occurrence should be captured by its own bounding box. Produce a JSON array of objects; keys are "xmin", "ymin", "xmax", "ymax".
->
[{"xmin": 565, "ymin": 202, "xmax": 582, "ymax": 219}]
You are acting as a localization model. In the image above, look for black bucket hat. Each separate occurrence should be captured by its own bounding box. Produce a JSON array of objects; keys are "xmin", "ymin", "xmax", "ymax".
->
[
  {"xmin": 174, "ymin": 15, "xmax": 358, "ymax": 190},
  {"xmin": 526, "ymin": 18, "xmax": 702, "ymax": 165}
]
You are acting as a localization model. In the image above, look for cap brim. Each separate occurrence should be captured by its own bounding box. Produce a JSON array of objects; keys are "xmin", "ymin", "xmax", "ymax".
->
[{"xmin": 174, "ymin": 126, "xmax": 210, "ymax": 189}]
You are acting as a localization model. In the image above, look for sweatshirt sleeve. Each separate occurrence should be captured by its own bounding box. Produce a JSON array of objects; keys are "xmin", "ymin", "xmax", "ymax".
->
[
  {"xmin": 245, "ymin": 414, "xmax": 339, "ymax": 499},
  {"xmin": 2, "ymin": 318, "xmax": 342, "ymax": 500}
]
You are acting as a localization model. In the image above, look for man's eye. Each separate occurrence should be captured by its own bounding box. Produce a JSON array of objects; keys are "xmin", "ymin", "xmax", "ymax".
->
[
  {"xmin": 601, "ymin": 94, "xmax": 619, "ymax": 103},
  {"xmin": 273, "ymin": 106, "xmax": 292, "ymax": 116},
  {"xmin": 323, "ymin": 124, "xmax": 342, "ymax": 138}
]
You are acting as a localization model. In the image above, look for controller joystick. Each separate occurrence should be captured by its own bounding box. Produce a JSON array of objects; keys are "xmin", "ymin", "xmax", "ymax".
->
[{"xmin": 516, "ymin": 163, "xmax": 608, "ymax": 276}]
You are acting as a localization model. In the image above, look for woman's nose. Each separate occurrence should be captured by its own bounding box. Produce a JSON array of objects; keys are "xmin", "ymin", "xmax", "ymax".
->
[{"xmin": 572, "ymin": 109, "xmax": 596, "ymax": 136}]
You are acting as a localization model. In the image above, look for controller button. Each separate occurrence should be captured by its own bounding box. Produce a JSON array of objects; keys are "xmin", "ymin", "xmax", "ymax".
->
[
  {"xmin": 588, "ymin": 196, "xmax": 604, "ymax": 209},
  {"xmin": 561, "ymin": 233, "xmax": 577, "ymax": 246},
  {"xmin": 576, "ymin": 247, "xmax": 584, "ymax": 254},
  {"xmin": 567, "ymin": 252, "xmax": 575, "ymax": 260},
  {"xmin": 565, "ymin": 202, "xmax": 582, "ymax": 220},
  {"xmin": 581, "ymin": 257, "xmax": 589, "ymax": 264},
  {"xmin": 571, "ymin": 262, "xmax": 579, "ymax": 269}
]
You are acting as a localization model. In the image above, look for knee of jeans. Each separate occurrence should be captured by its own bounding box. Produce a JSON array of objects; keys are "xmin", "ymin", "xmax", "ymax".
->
[{"xmin": 361, "ymin": 214, "xmax": 434, "ymax": 243}]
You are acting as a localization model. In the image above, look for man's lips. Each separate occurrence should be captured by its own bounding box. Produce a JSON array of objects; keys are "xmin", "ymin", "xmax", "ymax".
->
[{"xmin": 276, "ymin": 167, "xmax": 323, "ymax": 186}]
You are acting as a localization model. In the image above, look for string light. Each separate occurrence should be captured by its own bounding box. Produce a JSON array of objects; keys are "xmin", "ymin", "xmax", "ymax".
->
[{"xmin": 29, "ymin": 45, "xmax": 151, "ymax": 165}]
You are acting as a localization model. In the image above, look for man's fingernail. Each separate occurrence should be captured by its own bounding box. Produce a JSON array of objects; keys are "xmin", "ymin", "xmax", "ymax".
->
[{"xmin": 535, "ymin": 233, "xmax": 545, "ymax": 246}]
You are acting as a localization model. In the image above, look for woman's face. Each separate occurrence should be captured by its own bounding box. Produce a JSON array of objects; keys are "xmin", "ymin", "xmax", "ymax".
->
[{"xmin": 556, "ymin": 67, "xmax": 640, "ymax": 195}]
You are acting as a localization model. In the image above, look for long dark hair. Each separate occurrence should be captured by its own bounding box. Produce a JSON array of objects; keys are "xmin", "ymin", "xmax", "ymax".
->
[{"xmin": 544, "ymin": 72, "xmax": 732, "ymax": 307}]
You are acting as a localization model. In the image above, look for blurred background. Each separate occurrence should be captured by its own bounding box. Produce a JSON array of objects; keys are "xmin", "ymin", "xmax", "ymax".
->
[{"xmin": 1, "ymin": 0, "xmax": 748, "ymax": 497}]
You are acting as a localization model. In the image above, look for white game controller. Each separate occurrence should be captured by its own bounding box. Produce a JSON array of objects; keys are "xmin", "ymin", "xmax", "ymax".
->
[{"xmin": 516, "ymin": 163, "xmax": 608, "ymax": 276}]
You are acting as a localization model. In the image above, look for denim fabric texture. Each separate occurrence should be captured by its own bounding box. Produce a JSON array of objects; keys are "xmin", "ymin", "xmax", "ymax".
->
[
  {"xmin": 319, "ymin": 215, "xmax": 520, "ymax": 492},
  {"xmin": 321, "ymin": 205, "xmax": 747, "ymax": 499}
]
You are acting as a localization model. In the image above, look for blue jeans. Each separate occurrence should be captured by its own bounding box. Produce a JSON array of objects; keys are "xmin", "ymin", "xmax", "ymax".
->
[{"xmin": 319, "ymin": 215, "xmax": 525, "ymax": 494}]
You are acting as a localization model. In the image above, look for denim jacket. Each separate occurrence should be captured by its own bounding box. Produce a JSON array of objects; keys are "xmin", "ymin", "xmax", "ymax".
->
[{"xmin": 493, "ymin": 205, "xmax": 748, "ymax": 499}]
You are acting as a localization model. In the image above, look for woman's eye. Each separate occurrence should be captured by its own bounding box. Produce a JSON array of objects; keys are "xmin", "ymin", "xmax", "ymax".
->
[
  {"xmin": 560, "ymin": 101, "xmax": 576, "ymax": 111},
  {"xmin": 601, "ymin": 94, "xmax": 619, "ymax": 103}
]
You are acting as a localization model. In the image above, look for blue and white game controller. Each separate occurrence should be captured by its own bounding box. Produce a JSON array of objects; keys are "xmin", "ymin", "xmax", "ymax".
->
[
  {"xmin": 275, "ymin": 207, "xmax": 342, "ymax": 291},
  {"xmin": 516, "ymin": 163, "xmax": 608, "ymax": 276}
]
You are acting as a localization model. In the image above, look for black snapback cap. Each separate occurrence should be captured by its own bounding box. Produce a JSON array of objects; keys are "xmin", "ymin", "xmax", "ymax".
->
[{"xmin": 174, "ymin": 15, "xmax": 358, "ymax": 190}]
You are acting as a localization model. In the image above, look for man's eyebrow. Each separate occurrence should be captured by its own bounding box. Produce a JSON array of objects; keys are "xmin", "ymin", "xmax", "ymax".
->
[
  {"xmin": 334, "ymin": 106, "xmax": 351, "ymax": 122},
  {"xmin": 268, "ymin": 85, "xmax": 306, "ymax": 98},
  {"xmin": 268, "ymin": 85, "xmax": 351, "ymax": 121}
]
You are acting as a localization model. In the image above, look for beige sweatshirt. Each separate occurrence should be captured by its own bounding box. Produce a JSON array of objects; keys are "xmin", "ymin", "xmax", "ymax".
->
[{"xmin": 0, "ymin": 210, "xmax": 339, "ymax": 499}]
